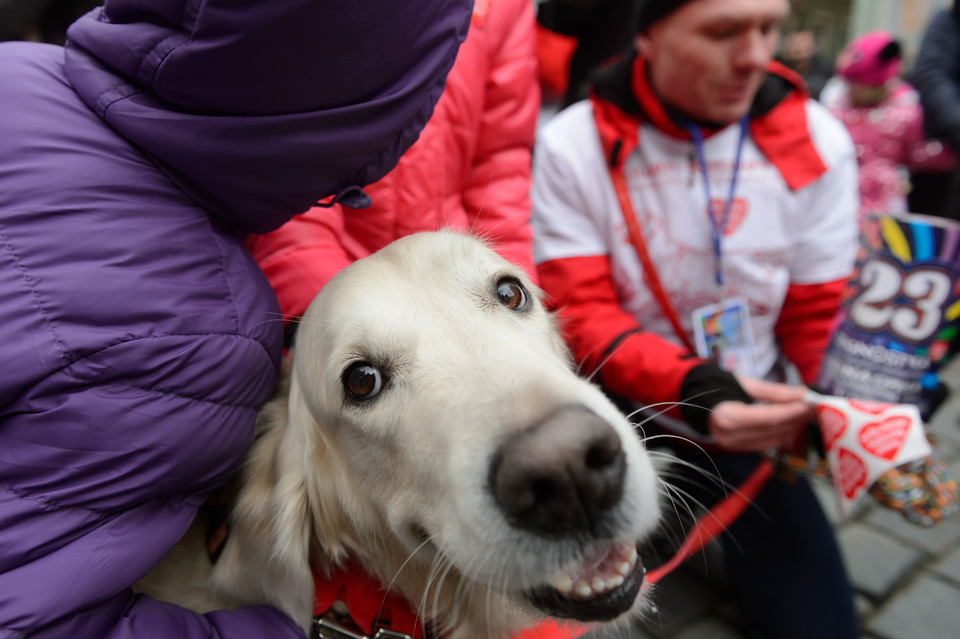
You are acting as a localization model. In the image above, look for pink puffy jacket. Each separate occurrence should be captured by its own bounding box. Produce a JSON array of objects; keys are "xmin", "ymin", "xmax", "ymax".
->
[{"xmin": 249, "ymin": 0, "xmax": 540, "ymax": 322}]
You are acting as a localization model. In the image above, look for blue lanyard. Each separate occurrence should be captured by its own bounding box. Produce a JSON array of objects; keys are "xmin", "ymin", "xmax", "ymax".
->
[{"xmin": 685, "ymin": 116, "xmax": 749, "ymax": 291}]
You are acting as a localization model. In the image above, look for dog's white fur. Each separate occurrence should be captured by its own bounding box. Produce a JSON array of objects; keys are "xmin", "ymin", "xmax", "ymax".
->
[{"xmin": 188, "ymin": 231, "xmax": 662, "ymax": 638}]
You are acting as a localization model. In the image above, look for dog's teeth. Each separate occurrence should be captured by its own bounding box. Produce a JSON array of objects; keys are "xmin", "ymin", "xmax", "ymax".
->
[
  {"xmin": 551, "ymin": 575, "xmax": 573, "ymax": 594},
  {"xmin": 575, "ymin": 580, "xmax": 593, "ymax": 598},
  {"xmin": 591, "ymin": 577, "xmax": 606, "ymax": 592},
  {"xmin": 615, "ymin": 561, "xmax": 633, "ymax": 576},
  {"xmin": 606, "ymin": 575, "xmax": 625, "ymax": 590},
  {"xmin": 623, "ymin": 546, "xmax": 638, "ymax": 564}
]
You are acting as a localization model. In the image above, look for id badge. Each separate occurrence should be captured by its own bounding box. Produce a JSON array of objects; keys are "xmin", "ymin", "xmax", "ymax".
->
[{"xmin": 691, "ymin": 296, "xmax": 760, "ymax": 377}]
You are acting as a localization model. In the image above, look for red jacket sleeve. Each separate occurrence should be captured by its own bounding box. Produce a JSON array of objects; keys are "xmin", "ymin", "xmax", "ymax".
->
[
  {"xmin": 538, "ymin": 254, "xmax": 701, "ymax": 408},
  {"xmin": 775, "ymin": 278, "xmax": 847, "ymax": 385},
  {"xmin": 246, "ymin": 208, "xmax": 352, "ymax": 321}
]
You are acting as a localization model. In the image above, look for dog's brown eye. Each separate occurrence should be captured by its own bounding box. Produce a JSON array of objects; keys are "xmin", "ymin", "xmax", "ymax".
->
[
  {"xmin": 496, "ymin": 278, "xmax": 529, "ymax": 310},
  {"xmin": 343, "ymin": 363, "xmax": 383, "ymax": 400}
]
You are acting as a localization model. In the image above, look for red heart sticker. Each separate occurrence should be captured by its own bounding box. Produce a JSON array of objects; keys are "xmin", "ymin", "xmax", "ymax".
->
[
  {"xmin": 837, "ymin": 447, "xmax": 867, "ymax": 499},
  {"xmin": 816, "ymin": 406, "xmax": 848, "ymax": 451},
  {"xmin": 858, "ymin": 416, "xmax": 912, "ymax": 461},
  {"xmin": 710, "ymin": 198, "xmax": 747, "ymax": 235},
  {"xmin": 848, "ymin": 399, "xmax": 895, "ymax": 415}
]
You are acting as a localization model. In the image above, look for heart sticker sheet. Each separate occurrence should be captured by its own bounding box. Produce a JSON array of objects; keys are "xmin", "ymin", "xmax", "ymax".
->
[{"xmin": 804, "ymin": 391, "xmax": 932, "ymax": 517}]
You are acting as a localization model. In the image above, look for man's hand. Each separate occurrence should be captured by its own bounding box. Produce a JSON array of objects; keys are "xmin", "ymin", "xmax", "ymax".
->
[{"xmin": 707, "ymin": 378, "xmax": 815, "ymax": 452}]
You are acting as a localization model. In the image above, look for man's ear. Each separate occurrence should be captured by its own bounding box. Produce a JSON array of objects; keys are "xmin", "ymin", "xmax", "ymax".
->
[{"xmin": 634, "ymin": 33, "xmax": 651, "ymax": 58}]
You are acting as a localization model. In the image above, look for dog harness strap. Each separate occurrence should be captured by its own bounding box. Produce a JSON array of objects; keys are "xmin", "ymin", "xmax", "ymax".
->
[
  {"xmin": 313, "ymin": 618, "xmax": 413, "ymax": 639},
  {"xmin": 511, "ymin": 620, "xmax": 588, "ymax": 639},
  {"xmin": 309, "ymin": 564, "xmax": 598, "ymax": 639},
  {"xmin": 312, "ymin": 562, "xmax": 423, "ymax": 639}
]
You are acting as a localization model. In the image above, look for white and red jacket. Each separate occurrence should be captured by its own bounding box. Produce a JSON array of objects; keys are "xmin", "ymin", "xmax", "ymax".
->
[
  {"xmin": 531, "ymin": 52, "xmax": 860, "ymax": 411},
  {"xmin": 249, "ymin": 0, "xmax": 540, "ymax": 322}
]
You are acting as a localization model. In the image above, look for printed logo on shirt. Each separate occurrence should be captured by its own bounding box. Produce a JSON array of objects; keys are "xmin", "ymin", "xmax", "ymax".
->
[{"xmin": 710, "ymin": 197, "xmax": 748, "ymax": 235}]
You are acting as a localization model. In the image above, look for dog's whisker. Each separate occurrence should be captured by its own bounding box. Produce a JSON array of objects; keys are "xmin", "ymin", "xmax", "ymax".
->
[
  {"xmin": 416, "ymin": 554, "xmax": 439, "ymax": 632},
  {"xmin": 647, "ymin": 451, "xmax": 729, "ymax": 493},
  {"xmin": 656, "ymin": 476, "xmax": 696, "ymax": 534},
  {"xmin": 584, "ymin": 342, "xmax": 624, "ymax": 384},
  {"xmin": 646, "ymin": 448, "xmax": 770, "ymax": 521},
  {"xmin": 630, "ymin": 427, "xmax": 727, "ymax": 493},
  {"xmin": 657, "ymin": 480, "xmax": 747, "ymax": 559},
  {"xmin": 375, "ymin": 537, "xmax": 435, "ymax": 626},
  {"xmin": 656, "ymin": 478, "xmax": 704, "ymax": 547},
  {"xmin": 473, "ymin": 208, "xmax": 538, "ymax": 246},
  {"xmin": 624, "ymin": 392, "xmax": 723, "ymax": 426},
  {"xmin": 450, "ymin": 553, "xmax": 490, "ymax": 628},
  {"xmin": 427, "ymin": 556, "xmax": 456, "ymax": 636}
]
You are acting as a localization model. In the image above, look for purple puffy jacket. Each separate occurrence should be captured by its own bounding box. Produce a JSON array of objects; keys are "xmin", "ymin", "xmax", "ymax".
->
[{"xmin": 0, "ymin": 1, "xmax": 470, "ymax": 637}]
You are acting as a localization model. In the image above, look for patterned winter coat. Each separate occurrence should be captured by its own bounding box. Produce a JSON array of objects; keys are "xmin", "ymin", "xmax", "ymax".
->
[
  {"xmin": 827, "ymin": 81, "xmax": 956, "ymax": 220},
  {"xmin": 0, "ymin": 1, "xmax": 470, "ymax": 637}
]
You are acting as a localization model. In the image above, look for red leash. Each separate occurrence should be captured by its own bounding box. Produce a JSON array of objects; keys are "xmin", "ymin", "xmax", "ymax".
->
[{"xmin": 645, "ymin": 456, "xmax": 774, "ymax": 585}]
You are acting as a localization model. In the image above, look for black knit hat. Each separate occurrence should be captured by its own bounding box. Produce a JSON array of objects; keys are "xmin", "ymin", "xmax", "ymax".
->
[{"xmin": 635, "ymin": 0, "xmax": 698, "ymax": 32}]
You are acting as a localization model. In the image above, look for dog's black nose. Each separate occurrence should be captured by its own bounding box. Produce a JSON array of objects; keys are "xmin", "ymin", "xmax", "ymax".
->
[{"xmin": 489, "ymin": 405, "xmax": 626, "ymax": 536}]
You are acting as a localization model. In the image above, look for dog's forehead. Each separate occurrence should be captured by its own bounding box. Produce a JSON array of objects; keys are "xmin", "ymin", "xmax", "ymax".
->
[
  {"xmin": 329, "ymin": 233, "xmax": 517, "ymax": 303},
  {"xmin": 378, "ymin": 231, "xmax": 510, "ymax": 280},
  {"xmin": 303, "ymin": 232, "xmax": 529, "ymax": 342}
]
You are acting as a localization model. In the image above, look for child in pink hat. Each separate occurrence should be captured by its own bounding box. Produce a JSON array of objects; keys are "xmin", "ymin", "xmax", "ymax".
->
[
  {"xmin": 836, "ymin": 30, "xmax": 903, "ymax": 88},
  {"xmin": 826, "ymin": 31, "xmax": 955, "ymax": 220}
]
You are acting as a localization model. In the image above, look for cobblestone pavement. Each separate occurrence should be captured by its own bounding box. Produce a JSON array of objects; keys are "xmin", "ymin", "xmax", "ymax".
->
[{"xmin": 588, "ymin": 360, "xmax": 960, "ymax": 639}]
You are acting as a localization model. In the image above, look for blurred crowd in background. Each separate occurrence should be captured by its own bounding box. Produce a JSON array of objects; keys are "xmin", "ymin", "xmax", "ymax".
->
[
  {"xmin": 535, "ymin": 0, "xmax": 960, "ymax": 224},
  {"xmin": 5, "ymin": 0, "xmax": 959, "ymax": 223}
]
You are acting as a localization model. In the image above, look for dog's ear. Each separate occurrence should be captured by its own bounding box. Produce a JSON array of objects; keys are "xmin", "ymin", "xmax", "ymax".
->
[
  {"xmin": 209, "ymin": 375, "xmax": 317, "ymax": 631},
  {"xmin": 210, "ymin": 367, "xmax": 373, "ymax": 631}
]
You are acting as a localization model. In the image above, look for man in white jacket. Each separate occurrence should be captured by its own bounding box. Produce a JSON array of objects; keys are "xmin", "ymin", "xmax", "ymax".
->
[{"xmin": 531, "ymin": 0, "xmax": 860, "ymax": 636}]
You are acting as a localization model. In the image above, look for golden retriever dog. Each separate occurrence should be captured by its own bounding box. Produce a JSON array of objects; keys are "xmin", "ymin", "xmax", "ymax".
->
[{"xmin": 145, "ymin": 231, "xmax": 663, "ymax": 639}]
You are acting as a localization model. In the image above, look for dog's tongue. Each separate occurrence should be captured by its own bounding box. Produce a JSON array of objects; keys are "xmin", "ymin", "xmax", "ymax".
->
[{"xmin": 548, "ymin": 541, "xmax": 638, "ymax": 600}]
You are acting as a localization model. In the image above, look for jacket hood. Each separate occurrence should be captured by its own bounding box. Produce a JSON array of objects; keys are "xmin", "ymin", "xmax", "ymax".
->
[
  {"xmin": 63, "ymin": 0, "xmax": 471, "ymax": 234},
  {"xmin": 589, "ymin": 50, "xmax": 828, "ymax": 191},
  {"xmin": 590, "ymin": 49, "xmax": 808, "ymax": 131}
]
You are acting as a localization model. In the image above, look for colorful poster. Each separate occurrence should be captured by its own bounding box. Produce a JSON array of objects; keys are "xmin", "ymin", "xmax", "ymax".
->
[{"xmin": 817, "ymin": 212, "xmax": 960, "ymax": 414}]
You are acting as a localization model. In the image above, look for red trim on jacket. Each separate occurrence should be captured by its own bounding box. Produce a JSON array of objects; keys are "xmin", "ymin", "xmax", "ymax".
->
[
  {"xmin": 593, "ymin": 54, "xmax": 828, "ymax": 190},
  {"xmin": 590, "ymin": 95, "xmax": 638, "ymax": 169},
  {"xmin": 538, "ymin": 255, "xmax": 700, "ymax": 409},
  {"xmin": 629, "ymin": 56, "xmax": 688, "ymax": 140},
  {"xmin": 775, "ymin": 278, "xmax": 847, "ymax": 385},
  {"xmin": 535, "ymin": 23, "xmax": 577, "ymax": 98},
  {"xmin": 751, "ymin": 62, "xmax": 828, "ymax": 191}
]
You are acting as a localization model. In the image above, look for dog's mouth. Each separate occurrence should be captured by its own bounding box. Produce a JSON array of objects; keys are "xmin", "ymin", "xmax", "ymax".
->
[{"xmin": 525, "ymin": 540, "xmax": 643, "ymax": 621}]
